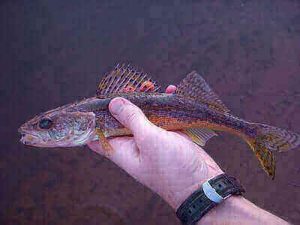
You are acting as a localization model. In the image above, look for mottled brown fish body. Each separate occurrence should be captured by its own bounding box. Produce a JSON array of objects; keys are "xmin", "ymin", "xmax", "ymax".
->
[
  {"xmin": 19, "ymin": 64, "xmax": 300, "ymax": 179},
  {"xmin": 70, "ymin": 93, "xmax": 254, "ymax": 140}
]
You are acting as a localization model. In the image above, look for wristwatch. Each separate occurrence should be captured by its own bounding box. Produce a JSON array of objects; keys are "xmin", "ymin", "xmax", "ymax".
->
[{"xmin": 176, "ymin": 173, "xmax": 245, "ymax": 225}]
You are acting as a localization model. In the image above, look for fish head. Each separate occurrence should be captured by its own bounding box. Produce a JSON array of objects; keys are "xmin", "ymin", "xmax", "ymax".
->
[{"xmin": 18, "ymin": 109, "xmax": 96, "ymax": 147}]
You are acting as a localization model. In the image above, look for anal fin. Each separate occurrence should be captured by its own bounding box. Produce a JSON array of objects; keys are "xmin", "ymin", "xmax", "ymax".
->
[{"xmin": 183, "ymin": 128, "xmax": 218, "ymax": 146}]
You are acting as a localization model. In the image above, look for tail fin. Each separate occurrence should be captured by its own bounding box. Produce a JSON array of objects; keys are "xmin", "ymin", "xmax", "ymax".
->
[{"xmin": 246, "ymin": 123, "xmax": 300, "ymax": 179}]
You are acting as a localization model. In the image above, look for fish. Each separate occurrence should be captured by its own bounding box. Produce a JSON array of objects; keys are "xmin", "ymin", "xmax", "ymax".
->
[{"xmin": 18, "ymin": 64, "xmax": 300, "ymax": 179}]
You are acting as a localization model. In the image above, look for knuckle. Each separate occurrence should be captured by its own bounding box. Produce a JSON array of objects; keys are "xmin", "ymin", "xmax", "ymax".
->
[{"xmin": 126, "ymin": 111, "xmax": 138, "ymax": 124}]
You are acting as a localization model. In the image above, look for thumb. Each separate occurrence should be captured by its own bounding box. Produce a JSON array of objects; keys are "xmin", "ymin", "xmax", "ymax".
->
[{"xmin": 109, "ymin": 97, "xmax": 155, "ymax": 138}]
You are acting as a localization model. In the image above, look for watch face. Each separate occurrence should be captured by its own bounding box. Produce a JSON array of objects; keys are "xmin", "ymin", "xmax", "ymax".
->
[{"xmin": 202, "ymin": 180, "xmax": 224, "ymax": 203}]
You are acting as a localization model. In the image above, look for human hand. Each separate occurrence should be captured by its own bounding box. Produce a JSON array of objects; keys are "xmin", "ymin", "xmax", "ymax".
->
[{"xmin": 88, "ymin": 86, "xmax": 223, "ymax": 210}]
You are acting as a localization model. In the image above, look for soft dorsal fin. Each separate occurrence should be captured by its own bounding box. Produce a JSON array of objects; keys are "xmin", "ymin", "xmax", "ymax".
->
[
  {"xmin": 96, "ymin": 64, "xmax": 161, "ymax": 98},
  {"xmin": 176, "ymin": 71, "xmax": 230, "ymax": 113}
]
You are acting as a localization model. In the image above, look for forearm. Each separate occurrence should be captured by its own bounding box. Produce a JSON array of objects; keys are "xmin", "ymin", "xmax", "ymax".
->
[{"xmin": 197, "ymin": 196, "xmax": 289, "ymax": 225}]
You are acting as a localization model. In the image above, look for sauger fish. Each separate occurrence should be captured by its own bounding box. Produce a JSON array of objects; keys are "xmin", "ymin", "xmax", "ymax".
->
[{"xmin": 18, "ymin": 64, "xmax": 300, "ymax": 179}]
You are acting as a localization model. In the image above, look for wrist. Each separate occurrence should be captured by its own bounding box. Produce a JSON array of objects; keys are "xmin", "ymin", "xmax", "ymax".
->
[
  {"xmin": 198, "ymin": 196, "xmax": 289, "ymax": 225},
  {"xmin": 197, "ymin": 196, "xmax": 246, "ymax": 224},
  {"xmin": 173, "ymin": 172, "xmax": 289, "ymax": 225},
  {"xmin": 167, "ymin": 168, "xmax": 223, "ymax": 210}
]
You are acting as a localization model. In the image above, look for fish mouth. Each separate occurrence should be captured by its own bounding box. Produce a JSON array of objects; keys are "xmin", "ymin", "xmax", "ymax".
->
[
  {"xmin": 18, "ymin": 127, "xmax": 69, "ymax": 147},
  {"xmin": 18, "ymin": 128, "xmax": 40, "ymax": 146},
  {"xmin": 20, "ymin": 133, "xmax": 38, "ymax": 145}
]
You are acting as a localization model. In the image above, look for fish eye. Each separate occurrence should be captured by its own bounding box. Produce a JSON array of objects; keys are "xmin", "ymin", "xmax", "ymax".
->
[{"xmin": 39, "ymin": 118, "xmax": 53, "ymax": 129}]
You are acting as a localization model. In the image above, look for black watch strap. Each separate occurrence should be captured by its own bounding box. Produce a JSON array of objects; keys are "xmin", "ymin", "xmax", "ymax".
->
[{"xmin": 176, "ymin": 173, "xmax": 245, "ymax": 225}]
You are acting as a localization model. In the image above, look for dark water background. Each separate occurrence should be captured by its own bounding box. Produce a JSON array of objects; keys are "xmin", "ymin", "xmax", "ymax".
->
[{"xmin": 1, "ymin": 0, "xmax": 300, "ymax": 224}]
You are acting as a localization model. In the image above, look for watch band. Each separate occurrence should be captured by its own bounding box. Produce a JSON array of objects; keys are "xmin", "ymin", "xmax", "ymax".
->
[{"xmin": 176, "ymin": 173, "xmax": 245, "ymax": 225}]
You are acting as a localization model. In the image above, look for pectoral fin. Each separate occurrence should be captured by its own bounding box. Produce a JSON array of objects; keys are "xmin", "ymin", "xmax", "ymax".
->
[
  {"xmin": 183, "ymin": 128, "xmax": 218, "ymax": 146},
  {"xmin": 95, "ymin": 128, "xmax": 113, "ymax": 156}
]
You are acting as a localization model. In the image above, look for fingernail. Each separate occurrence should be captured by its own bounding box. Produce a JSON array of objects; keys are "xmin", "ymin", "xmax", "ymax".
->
[
  {"xmin": 166, "ymin": 85, "xmax": 176, "ymax": 94},
  {"xmin": 109, "ymin": 98, "xmax": 126, "ymax": 115}
]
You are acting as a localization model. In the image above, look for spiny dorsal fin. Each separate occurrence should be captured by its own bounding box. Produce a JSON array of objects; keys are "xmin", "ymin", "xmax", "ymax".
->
[
  {"xmin": 96, "ymin": 64, "xmax": 161, "ymax": 98},
  {"xmin": 176, "ymin": 71, "xmax": 230, "ymax": 113},
  {"xmin": 183, "ymin": 128, "xmax": 218, "ymax": 146}
]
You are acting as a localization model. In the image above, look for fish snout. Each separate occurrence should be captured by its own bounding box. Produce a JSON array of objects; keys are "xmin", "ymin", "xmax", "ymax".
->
[
  {"xmin": 18, "ymin": 123, "xmax": 39, "ymax": 145},
  {"xmin": 18, "ymin": 126, "xmax": 25, "ymax": 134},
  {"xmin": 19, "ymin": 131, "xmax": 39, "ymax": 146}
]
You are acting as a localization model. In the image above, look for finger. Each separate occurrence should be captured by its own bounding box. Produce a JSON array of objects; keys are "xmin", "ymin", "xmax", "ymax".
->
[
  {"xmin": 109, "ymin": 97, "xmax": 156, "ymax": 138},
  {"xmin": 87, "ymin": 137, "xmax": 140, "ymax": 172},
  {"xmin": 165, "ymin": 85, "xmax": 176, "ymax": 94}
]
